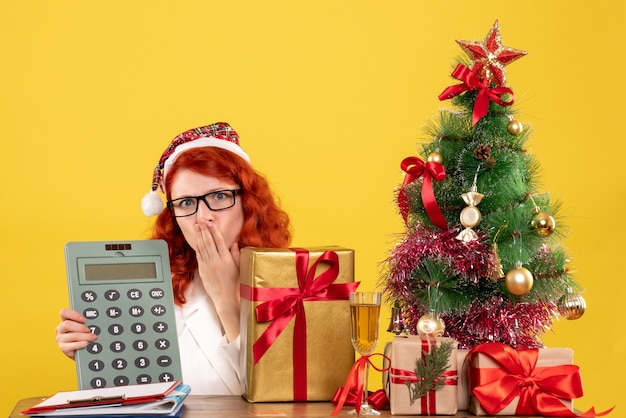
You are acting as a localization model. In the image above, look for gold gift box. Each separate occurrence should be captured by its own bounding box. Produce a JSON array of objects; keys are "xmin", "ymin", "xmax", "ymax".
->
[
  {"xmin": 389, "ymin": 335, "xmax": 458, "ymax": 416},
  {"xmin": 469, "ymin": 346, "xmax": 574, "ymax": 415},
  {"xmin": 240, "ymin": 246, "xmax": 357, "ymax": 402}
]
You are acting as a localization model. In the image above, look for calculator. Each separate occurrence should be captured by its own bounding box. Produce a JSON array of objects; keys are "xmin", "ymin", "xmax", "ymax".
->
[{"xmin": 65, "ymin": 240, "xmax": 182, "ymax": 389}]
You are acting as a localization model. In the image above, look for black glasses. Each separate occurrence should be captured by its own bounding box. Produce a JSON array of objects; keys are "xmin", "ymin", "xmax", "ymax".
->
[{"xmin": 167, "ymin": 189, "xmax": 240, "ymax": 217}]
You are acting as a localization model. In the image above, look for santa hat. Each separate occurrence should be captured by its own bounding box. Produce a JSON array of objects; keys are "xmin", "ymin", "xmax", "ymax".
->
[{"xmin": 141, "ymin": 122, "xmax": 250, "ymax": 216}]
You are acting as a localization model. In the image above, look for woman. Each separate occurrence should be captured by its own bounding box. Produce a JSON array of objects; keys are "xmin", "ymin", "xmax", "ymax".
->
[{"xmin": 55, "ymin": 122, "xmax": 291, "ymax": 394}]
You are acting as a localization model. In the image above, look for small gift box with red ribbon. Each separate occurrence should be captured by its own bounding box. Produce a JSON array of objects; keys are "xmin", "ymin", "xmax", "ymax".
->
[
  {"xmin": 468, "ymin": 342, "xmax": 584, "ymax": 416},
  {"xmin": 239, "ymin": 246, "xmax": 358, "ymax": 402},
  {"xmin": 388, "ymin": 335, "xmax": 458, "ymax": 415}
]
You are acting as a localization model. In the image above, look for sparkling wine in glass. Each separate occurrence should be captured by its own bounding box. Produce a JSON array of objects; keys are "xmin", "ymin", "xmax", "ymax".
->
[{"xmin": 349, "ymin": 291, "xmax": 382, "ymax": 416}]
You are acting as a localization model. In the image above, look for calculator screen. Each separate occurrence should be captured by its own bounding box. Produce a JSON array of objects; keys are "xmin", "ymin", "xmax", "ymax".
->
[
  {"xmin": 84, "ymin": 263, "xmax": 157, "ymax": 281},
  {"xmin": 77, "ymin": 256, "xmax": 164, "ymax": 285}
]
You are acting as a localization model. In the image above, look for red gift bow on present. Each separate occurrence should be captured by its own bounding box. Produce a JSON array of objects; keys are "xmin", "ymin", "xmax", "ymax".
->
[
  {"xmin": 468, "ymin": 342, "xmax": 614, "ymax": 417},
  {"xmin": 331, "ymin": 353, "xmax": 390, "ymax": 416},
  {"xmin": 438, "ymin": 63, "xmax": 515, "ymax": 126},
  {"xmin": 240, "ymin": 248, "xmax": 359, "ymax": 401},
  {"xmin": 397, "ymin": 156, "xmax": 448, "ymax": 229},
  {"xmin": 389, "ymin": 335, "xmax": 457, "ymax": 415}
]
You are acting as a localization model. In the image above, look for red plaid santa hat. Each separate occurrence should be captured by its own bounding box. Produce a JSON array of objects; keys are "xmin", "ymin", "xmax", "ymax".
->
[{"xmin": 141, "ymin": 122, "xmax": 250, "ymax": 216}]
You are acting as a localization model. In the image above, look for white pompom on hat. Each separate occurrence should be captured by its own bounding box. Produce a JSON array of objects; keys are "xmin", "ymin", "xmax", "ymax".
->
[{"xmin": 141, "ymin": 122, "xmax": 250, "ymax": 216}]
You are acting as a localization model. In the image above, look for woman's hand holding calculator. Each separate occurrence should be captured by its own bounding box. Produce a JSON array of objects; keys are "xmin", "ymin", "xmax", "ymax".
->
[{"xmin": 56, "ymin": 308, "xmax": 98, "ymax": 360}]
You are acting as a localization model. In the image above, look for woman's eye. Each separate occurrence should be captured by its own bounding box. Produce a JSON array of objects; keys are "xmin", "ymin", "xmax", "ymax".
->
[
  {"xmin": 213, "ymin": 192, "xmax": 227, "ymax": 201},
  {"xmin": 178, "ymin": 199, "xmax": 195, "ymax": 208}
]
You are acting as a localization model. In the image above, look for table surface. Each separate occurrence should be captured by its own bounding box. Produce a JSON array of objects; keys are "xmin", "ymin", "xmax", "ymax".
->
[{"xmin": 10, "ymin": 395, "xmax": 543, "ymax": 418}]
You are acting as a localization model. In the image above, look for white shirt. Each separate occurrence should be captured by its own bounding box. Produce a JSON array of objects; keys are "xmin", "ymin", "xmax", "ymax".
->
[{"xmin": 174, "ymin": 277, "xmax": 241, "ymax": 395}]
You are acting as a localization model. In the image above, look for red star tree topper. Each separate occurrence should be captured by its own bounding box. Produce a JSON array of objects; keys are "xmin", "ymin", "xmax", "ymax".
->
[{"xmin": 456, "ymin": 20, "xmax": 527, "ymax": 86}]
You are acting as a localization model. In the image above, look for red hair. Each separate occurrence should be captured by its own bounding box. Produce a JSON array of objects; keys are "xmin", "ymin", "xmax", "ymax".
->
[{"xmin": 150, "ymin": 147, "xmax": 291, "ymax": 305}]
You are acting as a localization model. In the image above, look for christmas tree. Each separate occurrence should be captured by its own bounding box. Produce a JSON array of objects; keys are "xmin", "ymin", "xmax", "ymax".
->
[{"xmin": 383, "ymin": 20, "xmax": 587, "ymax": 349}]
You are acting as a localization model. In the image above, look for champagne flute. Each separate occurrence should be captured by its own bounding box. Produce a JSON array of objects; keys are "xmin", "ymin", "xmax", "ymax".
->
[{"xmin": 349, "ymin": 291, "xmax": 382, "ymax": 416}]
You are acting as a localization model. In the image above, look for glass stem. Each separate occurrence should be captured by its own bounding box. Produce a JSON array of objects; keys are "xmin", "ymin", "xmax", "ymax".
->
[{"xmin": 361, "ymin": 361, "xmax": 370, "ymax": 409}]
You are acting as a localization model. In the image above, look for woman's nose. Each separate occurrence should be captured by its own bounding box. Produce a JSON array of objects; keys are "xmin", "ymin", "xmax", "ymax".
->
[{"xmin": 196, "ymin": 200, "xmax": 215, "ymax": 219}]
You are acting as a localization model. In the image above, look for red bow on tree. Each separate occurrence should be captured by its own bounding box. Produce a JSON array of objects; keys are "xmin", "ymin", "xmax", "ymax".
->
[
  {"xmin": 438, "ymin": 64, "xmax": 515, "ymax": 126},
  {"xmin": 397, "ymin": 156, "xmax": 448, "ymax": 229}
]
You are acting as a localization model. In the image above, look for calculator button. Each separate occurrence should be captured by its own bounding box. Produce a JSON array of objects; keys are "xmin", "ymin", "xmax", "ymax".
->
[
  {"xmin": 136, "ymin": 374, "xmax": 152, "ymax": 384},
  {"xmin": 104, "ymin": 290, "xmax": 120, "ymax": 301},
  {"xmin": 153, "ymin": 321, "xmax": 168, "ymax": 333},
  {"xmin": 83, "ymin": 308, "xmax": 99, "ymax": 319},
  {"xmin": 160, "ymin": 372, "xmax": 175, "ymax": 382},
  {"xmin": 86, "ymin": 342, "xmax": 103, "ymax": 354},
  {"xmin": 114, "ymin": 376, "xmax": 129, "ymax": 386},
  {"xmin": 150, "ymin": 288, "xmax": 165, "ymax": 299},
  {"xmin": 133, "ymin": 340, "xmax": 148, "ymax": 351},
  {"xmin": 108, "ymin": 324, "xmax": 124, "ymax": 335},
  {"xmin": 110, "ymin": 341, "xmax": 126, "ymax": 353},
  {"xmin": 88, "ymin": 325, "xmax": 101, "ymax": 335},
  {"xmin": 106, "ymin": 307, "xmax": 122, "ymax": 318},
  {"xmin": 131, "ymin": 323, "xmax": 146, "ymax": 334},
  {"xmin": 88, "ymin": 359, "xmax": 105, "ymax": 372},
  {"xmin": 151, "ymin": 305, "xmax": 166, "ymax": 316},
  {"xmin": 135, "ymin": 357, "xmax": 150, "ymax": 368},
  {"xmin": 129, "ymin": 306, "xmax": 144, "ymax": 317},
  {"xmin": 112, "ymin": 358, "xmax": 128, "ymax": 370},
  {"xmin": 81, "ymin": 291, "xmax": 97, "ymax": 302},
  {"xmin": 91, "ymin": 377, "xmax": 107, "ymax": 388},
  {"xmin": 127, "ymin": 289, "xmax": 142, "ymax": 300},
  {"xmin": 155, "ymin": 338, "xmax": 170, "ymax": 350},
  {"xmin": 157, "ymin": 355, "xmax": 172, "ymax": 367}
]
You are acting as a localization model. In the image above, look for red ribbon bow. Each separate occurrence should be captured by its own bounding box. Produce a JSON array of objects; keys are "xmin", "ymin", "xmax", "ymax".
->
[
  {"xmin": 468, "ymin": 342, "xmax": 614, "ymax": 417},
  {"xmin": 397, "ymin": 156, "xmax": 448, "ymax": 229},
  {"xmin": 331, "ymin": 353, "xmax": 390, "ymax": 416},
  {"xmin": 240, "ymin": 248, "xmax": 359, "ymax": 401},
  {"xmin": 438, "ymin": 63, "xmax": 515, "ymax": 126}
]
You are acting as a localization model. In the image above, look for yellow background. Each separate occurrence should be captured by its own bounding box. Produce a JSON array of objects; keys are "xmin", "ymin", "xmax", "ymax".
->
[{"xmin": 1, "ymin": 1, "xmax": 624, "ymax": 415}]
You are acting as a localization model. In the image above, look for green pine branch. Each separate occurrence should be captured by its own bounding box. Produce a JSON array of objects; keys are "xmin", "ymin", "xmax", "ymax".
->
[{"xmin": 405, "ymin": 340, "xmax": 455, "ymax": 405}]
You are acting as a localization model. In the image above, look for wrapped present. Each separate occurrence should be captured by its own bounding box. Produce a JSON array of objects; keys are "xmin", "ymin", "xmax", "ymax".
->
[
  {"xmin": 382, "ymin": 341, "xmax": 392, "ymax": 397},
  {"xmin": 240, "ymin": 246, "xmax": 359, "ymax": 402},
  {"xmin": 457, "ymin": 348, "xmax": 470, "ymax": 411},
  {"xmin": 388, "ymin": 335, "xmax": 458, "ymax": 415},
  {"xmin": 468, "ymin": 342, "xmax": 579, "ymax": 416}
]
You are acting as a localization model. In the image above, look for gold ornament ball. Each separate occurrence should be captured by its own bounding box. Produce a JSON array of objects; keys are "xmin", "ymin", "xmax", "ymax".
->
[
  {"xmin": 416, "ymin": 312, "xmax": 445, "ymax": 337},
  {"xmin": 558, "ymin": 291, "xmax": 586, "ymax": 320},
  {"xmin": 507, "ymin": 119, "xmax": 524, "ymax": 135},
  {"xmin": 460, "ymin": 206, "xmax": 481, "ymax": 228},
  {"xmin": 427, "ymin": 151, "xmax": 443, "ymax": 164},
  {"xmin": 531, "ymin": 211, "xmax": 556, "ymax": 236},
  {"xmin": 504, "ymin": 266, "xmax": 534, "ymax": 295}
]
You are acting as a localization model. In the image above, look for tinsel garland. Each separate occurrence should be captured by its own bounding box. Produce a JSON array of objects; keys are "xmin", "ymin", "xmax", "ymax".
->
[
  {"xmin": 382, "ymin": 223, "xmax": 556, "ymax": 349},
  {"xmin": 384, "ymin": 224, "xmax": 493, "ymax": 295},
  {"xmin": 443, "ymin": 296, "xmax": 556, "ymax": 349}
]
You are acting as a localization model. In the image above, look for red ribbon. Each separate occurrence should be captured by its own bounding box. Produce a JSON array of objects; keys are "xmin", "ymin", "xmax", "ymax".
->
[
  {"xmin": 438, "ymin": 63, "xmax": 515, "ymax": 126},
  {"xmin": 240, "ymin": 248, "xmax": 359, "ymax": 401},
  {"xmin": 331, "ymin": 388, "xmax": 389, "ymax": 411},
  {"xmin": 331, "ymin": 353, "xmax": 390, "ymax": 416},
  {"xmin": 397, "ymin": 156, "xmax": 448, "ymax": 229},
  {"xmin": 390, "ymin": 368, "xmax": 458, "ymax": 385},
  {"xmin": 468, "ymin": 342, "xmax": 614, "ymax": 417}
]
